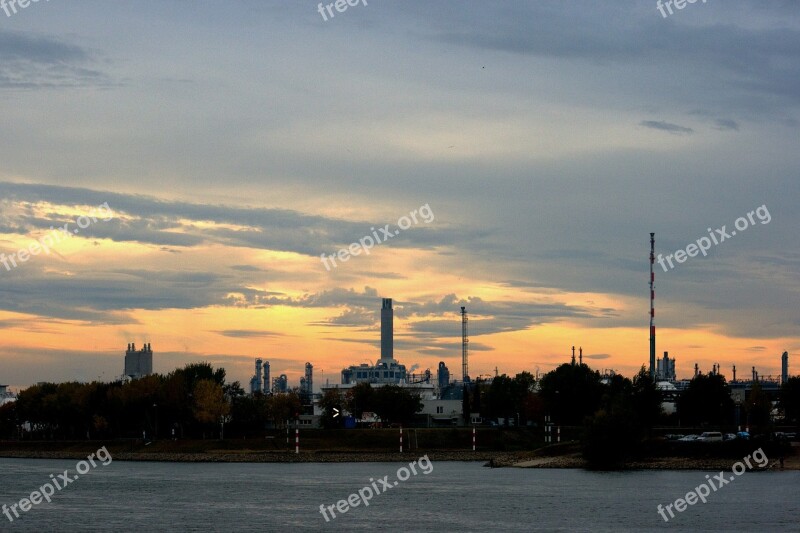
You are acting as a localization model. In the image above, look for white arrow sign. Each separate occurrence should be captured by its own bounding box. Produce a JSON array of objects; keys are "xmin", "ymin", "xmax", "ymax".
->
[{"xmin": 333, "ymin": 408, "xmax": 340, "ymax": 418}]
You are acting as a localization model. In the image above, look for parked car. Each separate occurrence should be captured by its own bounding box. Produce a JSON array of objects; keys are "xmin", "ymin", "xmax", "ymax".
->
[
  {"xmin": 698, "ymin": 431, "xmax": 723, "ymax": 442},
  {"xmin": 723, "ymin": 433, "xmax": 737, "ymax": 441},
  {"xmin": 736, "ymin": 431, "xmax": 751, "ymax": 440},
  {"xmin": 678, "ymin": 434, "xmax": 699, "ymax": 442}
]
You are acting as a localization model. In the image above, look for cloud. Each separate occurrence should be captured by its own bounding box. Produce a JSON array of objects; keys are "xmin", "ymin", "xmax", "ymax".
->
[
  {"xmin": 713, "ymin": 118, "xmax": 740, "ymax": 131},
  {"xmin": 214, "ymin": 330, "xmax": 285, "ymax": 339},
  {"xmin": 0, "ymin": 182, "xmax": 465, "ymax": 257},
  {"xmin": 0, "ymin": 30, "xmax": 114, "ymax": 89},
  {"xmin": 583, "ymin": 353, "xmax": 611, "ymax": 360},
  {"xmin": 639, "ymin": 120, "xmax": 694, "ymax": 135}
]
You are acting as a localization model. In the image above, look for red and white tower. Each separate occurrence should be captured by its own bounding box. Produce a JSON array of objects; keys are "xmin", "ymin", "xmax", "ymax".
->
[{"xmin": 649, "ymin": 233, "xmax": 656, "ymax": 379}]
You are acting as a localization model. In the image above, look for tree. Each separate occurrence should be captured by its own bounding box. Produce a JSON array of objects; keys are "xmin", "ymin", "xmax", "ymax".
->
[
  {"xmin": 372, "ymin": 385, "xmax": 422, "ymax": 425},
  {"xmin": 745, "ymin": 382, "xmax": 773, "ymax": 433},
  {"xmin": 472, "ymin": 378, "xmax": 482, "ymax": 414},
  {"xmin": 223, "ymin": 381, "xmax": 245, "ymax": 401},
  {"xmin": 462, "ymin": 385, "xmax": 471, "ymax": 424},
  {"xmin": 676, "ymin": 374, "xmax": 734, "ymax": 427},
  {"xmin": 193, "ymin": 379, "xmax": 230, "ymax": 438},
  {"xmin": 267, "ymin": 392, "xmax": 302, "ymax": 428},
  {"xmin": 345, "ymin": 382, "xmax": 374, "ymax": 420},
  {"xmin": 230, "ymin": 393, "xmax": 269, "ymax": 435},
  {"xmin": 632, "ymin": 366, "xmax": 662, "ymax": 431},
  {"xmin": 539, "ymin": 363, "xmax": 604, "ymax": 425},
  {"xmin": 318, "ymin": 389, "xmax": 345, "ymax": 429},
  {"xmin": 485, "ymin": 375, "xmax": 515, "ymax": 424},
  {"xmin": 779, "ymin": 377, "xmax": 800, "ymax": 424},
  {"xmin": 0, "ymin": 402, "xmax": 17, "ymax": 439}
]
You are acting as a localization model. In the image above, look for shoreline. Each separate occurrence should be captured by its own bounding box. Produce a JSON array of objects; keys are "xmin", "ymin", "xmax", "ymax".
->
[
  {"xmin": 0, "ymin": 449, "xmax": 519, "ymax": 464},
  {"xmin": 1, "ymin": 449, "xmax": 797, "ymax": 470}
]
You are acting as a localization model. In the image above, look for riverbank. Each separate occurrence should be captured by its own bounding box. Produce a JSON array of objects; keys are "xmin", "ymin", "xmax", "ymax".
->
[
  {"xmin": 510, "ymin": 441, "xmax": 800, "ymax": 470},
  {"xmin": 0, "ymin": 448, "xmax": 527, "ymax": 463},
  {"xmin": 2, "ymin": 439, "xmax": 796, "ymax": 469}
]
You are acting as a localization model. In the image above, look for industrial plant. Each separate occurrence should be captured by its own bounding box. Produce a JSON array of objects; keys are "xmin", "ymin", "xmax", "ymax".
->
[
  {"xmin": 124, "ymin": 342, "xmax": 153, "ymax": 379},
  {"xmin": 232, "ymin": 233, "xmax": 795, "ymax": 429}
]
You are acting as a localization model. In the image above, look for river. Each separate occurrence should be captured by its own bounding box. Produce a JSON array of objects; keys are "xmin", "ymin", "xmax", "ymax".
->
[{"xmin": 0, "ymin": 458, "xmax": 797, "ymax": 531}]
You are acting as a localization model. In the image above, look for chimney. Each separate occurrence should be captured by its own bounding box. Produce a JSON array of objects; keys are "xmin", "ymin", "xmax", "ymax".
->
[{"xmin": 380, "ymin": 298, "xmax": 393, "ymax": 362}]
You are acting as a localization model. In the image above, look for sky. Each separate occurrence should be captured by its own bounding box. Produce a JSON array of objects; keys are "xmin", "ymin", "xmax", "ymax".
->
[{"xmin": 0, "ymin": 0, "xmax": 798, "ymax": 391}]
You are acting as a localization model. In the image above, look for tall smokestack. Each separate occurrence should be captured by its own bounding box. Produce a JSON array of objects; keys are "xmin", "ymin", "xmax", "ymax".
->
[
  {"xmin": 380, "ymin": 298, "xmax": 393, "ymax": 362},
  {"xmin": 782, "ymin": 351, "xmax": 789, "ymax": 385},
  {"xmin": 579, "ymin": 347, "xmax": 583, "ymax": 366},
  {"xmin": 461, "ymin": 307, "xmax": 469, "ymax": 382},
  {"xmin": 649, "ymin": 233, "xmax": 656, "ymax": 379}
]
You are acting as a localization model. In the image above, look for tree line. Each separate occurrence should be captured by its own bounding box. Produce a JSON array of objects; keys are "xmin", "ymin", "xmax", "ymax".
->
[
  {"xmin": 2, "ymin": 360, "xmax": 799, "ymax": 458},
  {"xmin": 0, "ymin": 363, "xmax": 305, "ymax": 440}
]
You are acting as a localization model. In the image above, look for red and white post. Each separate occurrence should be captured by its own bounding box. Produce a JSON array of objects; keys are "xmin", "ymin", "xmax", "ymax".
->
[
  {"xmin": 400, "ymin": 426, "xmax": 403, "ymax": 453},
  {"xmin": 295, "ymin": 427, "xmax": 299, "ymax": 454},
  {"xmin": 557, "ymin": 426, "xmax": 561, "ymax": 443},
  {"xmin": 472, "ymin": 426, "xmax": 476, "ymax": 451}
]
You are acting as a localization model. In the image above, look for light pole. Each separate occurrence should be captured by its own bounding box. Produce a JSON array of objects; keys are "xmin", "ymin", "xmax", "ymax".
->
[{"xmin": 220, "ymin": 415, "xmax": 231, "ymax": 440}]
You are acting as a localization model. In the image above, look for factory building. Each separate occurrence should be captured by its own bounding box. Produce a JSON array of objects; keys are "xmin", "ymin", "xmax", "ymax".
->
[
  {"xmin": 300, "ymin": 362, "xmax": 313, "ymax": 395},
  {"xmin": 340, "ymin": 298, "xmax": 409, "ymax": 385},
  {"xmin": 437, "ymin": 362, "xmax": 450, "ymax": 390},
  {"xmin": 250, "ymin": 359, "xmax": 269, "ymax": 394},
  {"xmin": 320, "ymin": 298, "xmax": 471, "ymax": 427},
  {"xmin": 0, "ymin": 385, "xmax": 15, "ymax": 406},
  {"xmin": 124, "ymin": 343, "xmax": 153, "ymax": 379},
  {"xmin": 273, "ymin": 374, "xmax": 288, "ymax": 393},
  {"xmin": 656, "ymin": 351, "xmax": 676, "ymax": 382}
]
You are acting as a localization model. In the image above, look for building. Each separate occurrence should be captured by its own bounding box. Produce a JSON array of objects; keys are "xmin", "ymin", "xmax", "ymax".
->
[
  {"xmin": 273, "ymin": 374, "xmax": 288, "ymax": 393},
  {"xmin": 124, "ymin": 343, "xmax": 153, "ymax": 379},
  {"xmin": 0, "ymin": 385, "xmax": 15, "ymax": 406},
  {"xmin": 656, "ymin": 351, "xmax": 676, "ymax": 382},
  {"xmin": 263, "ymin": 361, "xmax": 270, "ymax": 393},
  {"xmin": 437, "ymin": 361, "xmax": 450, "ymax": 390},
  {"xmin": 250, "ymin": 359, "xmax": 264, "ymax": 394},
  {"xmin": 341, "ymin": 298, "xmax": 409, "ymax": 385},
  {"xmin": 302, "ymin": 362, "xmax": 313, "ymax": 395},
  {"xmin": 321, "ymin": 298, "xmax": 471, "ymax": 427}
]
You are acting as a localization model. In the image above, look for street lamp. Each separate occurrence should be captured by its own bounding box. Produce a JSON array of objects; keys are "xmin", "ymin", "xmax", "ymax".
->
[{"xmin": 220, "ymin": 414, "xmax": 231, "ymax": 440}]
